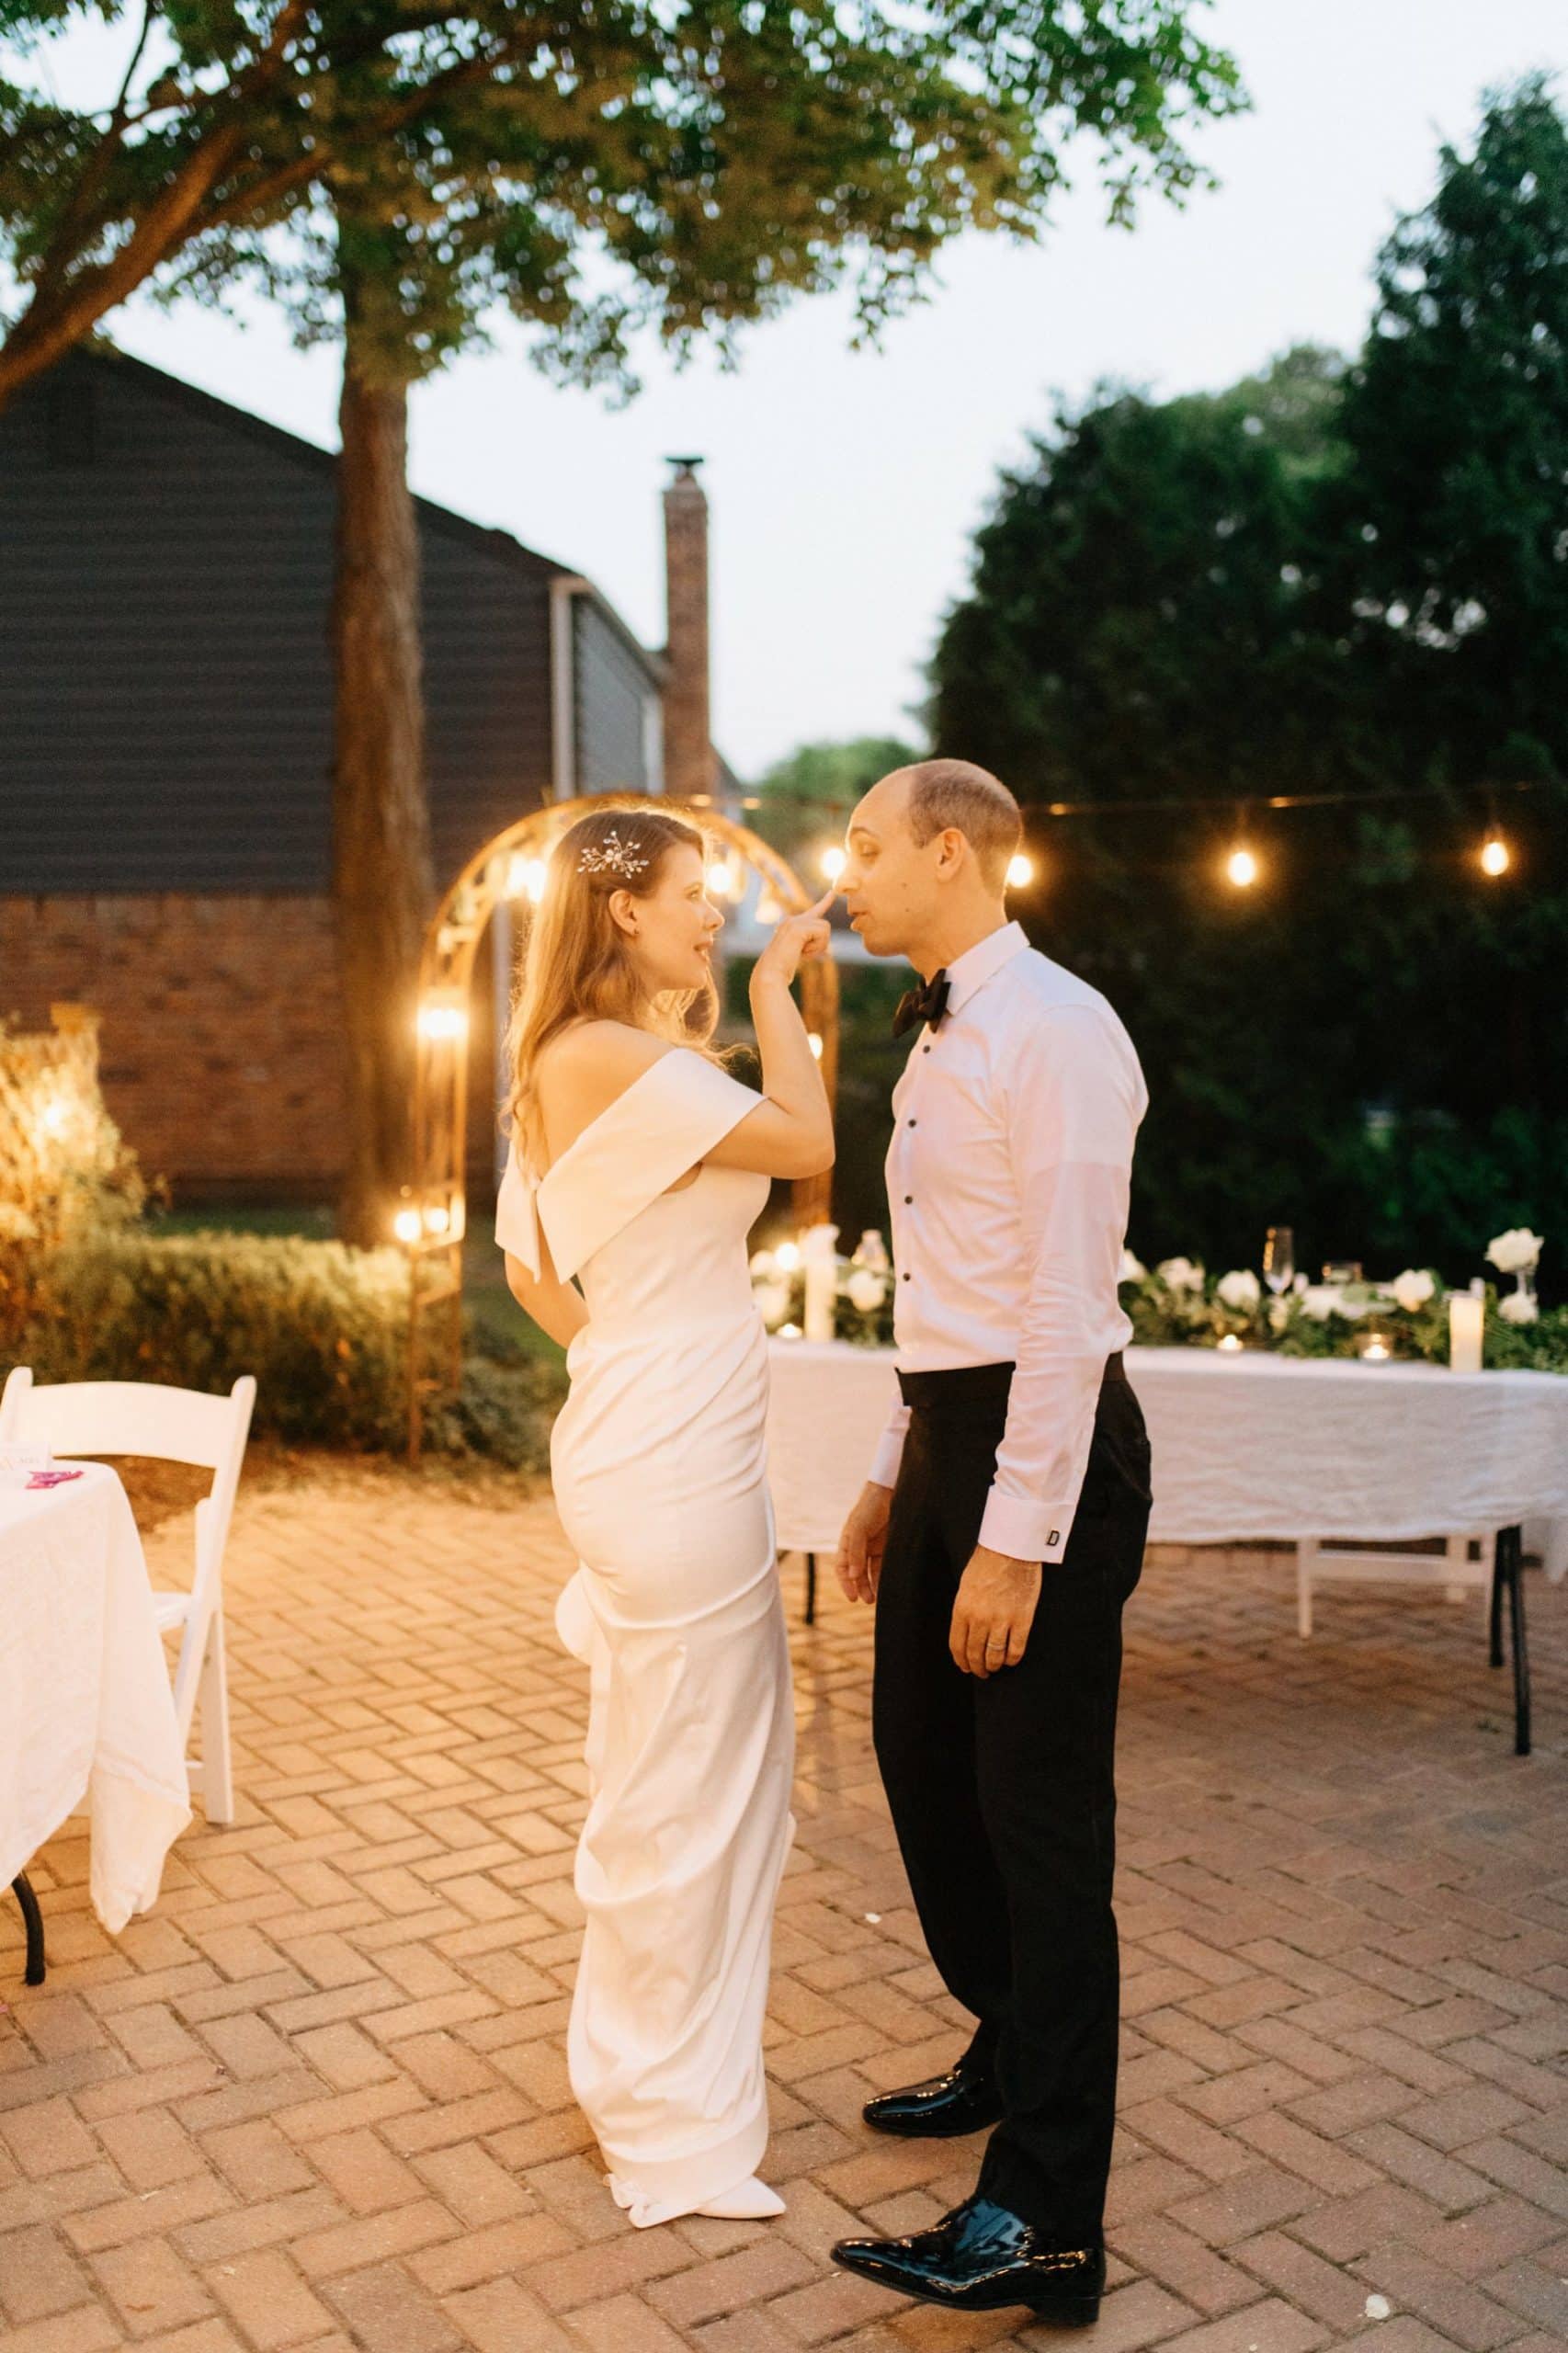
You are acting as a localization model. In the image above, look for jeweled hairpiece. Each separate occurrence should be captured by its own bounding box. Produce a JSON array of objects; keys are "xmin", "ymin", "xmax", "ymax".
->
[{"xmin": 577, "ymin": 827, "xmax": 651, "ymax": 880}]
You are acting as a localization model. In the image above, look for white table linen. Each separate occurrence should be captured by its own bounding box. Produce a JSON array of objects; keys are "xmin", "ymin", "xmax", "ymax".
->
[
  {"xmin": 1, "ymin": 1462, "xmax": 191, "ymax": 1933},
  {"xmin": 767, "ymin": 1339, "xmax": 1568, "ymax": 1581}
]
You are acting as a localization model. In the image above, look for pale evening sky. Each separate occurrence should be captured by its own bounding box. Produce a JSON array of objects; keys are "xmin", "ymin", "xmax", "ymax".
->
[{"xmin": 39, "ymin": 3, "xmax": 1568, "ymax": 777}]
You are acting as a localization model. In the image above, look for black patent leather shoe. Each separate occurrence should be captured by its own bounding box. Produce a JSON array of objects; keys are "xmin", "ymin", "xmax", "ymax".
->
[
  {"xmin": 832, "ymin": 2196, "xmax": 1104, "ymax": 2322},
  {"xmin": 861, "ymin": 2061, "xmax": 1004, "ymax": 2139}
]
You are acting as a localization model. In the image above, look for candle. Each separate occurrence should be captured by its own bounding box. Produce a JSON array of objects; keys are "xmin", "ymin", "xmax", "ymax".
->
[
  {"xmin": 1360, "ymin": 1336, "xmax": 1391, "ymax": 1361},
  {"xmin": 1449, "ymin": 1293, "xmax": 1483, "ymax": 1373},
  {"xmin": 801, "ymin": 1222, "xmax": 840, "ymax": 1343},
  {"xmin": 1217, "ymin": 1333, "xmax": 1244, "ymax": 1353}
]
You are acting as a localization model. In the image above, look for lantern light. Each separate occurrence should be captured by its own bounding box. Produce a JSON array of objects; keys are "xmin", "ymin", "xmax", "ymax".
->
[
  {"xmin": 1226, "ymin": 844, "xmax": 1259, "ymax": 889},
  {"xmin": 1006, "ymin": 852, "xmax": 1035, "ymax": 889},
  {"xmin": 1479, "ymin": 829, "xmax": 1510, "ymax": 878},
  {"xmin": 423, "ymin": 1202, "xmax": 451, "ymax": 1236},
  {"xmin": 417, "ymin": 1003, "xmax": 468, "ymax": 1041},
  {"xmin": 393, "ymin": 1207, "xmax": 422, "ymax": 1245}
]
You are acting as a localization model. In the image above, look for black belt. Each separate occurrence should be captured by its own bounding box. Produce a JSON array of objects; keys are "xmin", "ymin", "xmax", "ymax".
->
[{"xmin": 898, "ymin": 1350, "xmax": 1124, "ymax": 1408}]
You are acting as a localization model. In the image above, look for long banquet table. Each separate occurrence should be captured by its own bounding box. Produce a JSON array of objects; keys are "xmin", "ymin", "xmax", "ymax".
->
[{"xmin": 766, "ymin": 1341, "xmax": 1568, "ymax": 1751}]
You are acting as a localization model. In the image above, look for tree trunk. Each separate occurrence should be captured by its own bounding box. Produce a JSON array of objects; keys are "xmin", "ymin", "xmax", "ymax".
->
[{"xmin": 332, "ymin": 297, "xmax": 434, "ymax": 1248}]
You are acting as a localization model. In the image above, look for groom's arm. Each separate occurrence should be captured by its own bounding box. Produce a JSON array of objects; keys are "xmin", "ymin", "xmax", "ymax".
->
[
  {"xmin": 978, "ymin": 1007, "xmax": 1141, "ymax": 1567},
  {"xmin": 868, "ymin": 1399, "xmax": 911, "ymax": 1489}
]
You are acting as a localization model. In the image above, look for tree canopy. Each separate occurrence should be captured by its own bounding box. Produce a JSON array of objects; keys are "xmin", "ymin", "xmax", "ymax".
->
[
  {"xmin": 927, "ymin": 82, "xmax": 1568, "ymax": 1285},
  {"xmin": 0, "ymin": 0, "xmax": 1245, "ymax": 404}
]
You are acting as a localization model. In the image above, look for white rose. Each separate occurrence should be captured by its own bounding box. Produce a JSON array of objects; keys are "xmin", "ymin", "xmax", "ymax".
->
[
  {"xmin": 1157, "ymin": 1256, "xmax": 1205, "ymax": 1294},
  {"xmin": 1390, "ymin": 1268, "xmax": 1436, "ymax": 1313},
  {"xmin": 1119, "ymin": 1249, "xmax": 1146, "ymax": 1284},
  {"xmin": 1300, "ymin": 1284, "xmax": 1344, "ymax": 1322},
  {"xmin": 1486, "ymin": 1227, "xmax": 1543, "ymax": 1275},
  {"xmin": 1217, "ymin": 1268, "xmax": 1261, "ymax": 1310},
  {"xmin": 1498, "ymin": 1290, "xmax": 1540, "ymax": 1325},
  {"xmin": 845, "ymin": 1267, "xmax": 887, "ymax": 1313},
  {"xmin": 1292, "ymin": 1270, "xmax": 1309, "ymax": 1293},
  {"xmin": 749, "ymin": 1249, "xmax": 778, "ymax": 1279}
]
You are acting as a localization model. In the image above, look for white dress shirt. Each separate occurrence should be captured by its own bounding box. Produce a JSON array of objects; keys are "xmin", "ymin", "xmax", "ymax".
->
[{"xmin": 868, "ymin": 920, "xmax": 1148, "ymax": 1564}]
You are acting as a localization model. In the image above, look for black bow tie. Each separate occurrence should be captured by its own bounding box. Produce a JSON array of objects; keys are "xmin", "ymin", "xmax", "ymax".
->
[{"xmin": 892, "ymin": 971, "xmax": 950, "ymax": 1040}]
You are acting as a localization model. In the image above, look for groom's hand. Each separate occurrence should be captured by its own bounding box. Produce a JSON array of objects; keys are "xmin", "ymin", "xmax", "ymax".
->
[
  {"xmin": 950, "ymin": 1546, "xmax": 1042, "ymax": 1677},
  {"xmin": 835, "ymin": 1482, "xmax": 892, "ymax": 1605}
]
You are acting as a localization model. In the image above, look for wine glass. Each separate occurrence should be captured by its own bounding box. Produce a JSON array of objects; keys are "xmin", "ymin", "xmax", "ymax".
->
[{"xmin": 1263, "ymin": 1226, "xmax": 1295, "ymax": 1298}]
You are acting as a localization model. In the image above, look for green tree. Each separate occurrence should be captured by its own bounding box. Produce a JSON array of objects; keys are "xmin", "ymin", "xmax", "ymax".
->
[
  {"xmin": 927, "ymin": 75, "xmax": 1568, "ymax": 1284},
  {"xmin": 751, "ymin": 733, "xmax": 921, "ymax": 866},
  {"xmin": 4, "ymin": 0, "xmax": 1245, "ymax": 1242}
]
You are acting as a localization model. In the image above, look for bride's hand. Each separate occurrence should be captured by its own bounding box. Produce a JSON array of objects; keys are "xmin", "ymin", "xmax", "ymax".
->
[{"xmin": 752, "ymin": 888, "xmax": 837, "ymax": 988}]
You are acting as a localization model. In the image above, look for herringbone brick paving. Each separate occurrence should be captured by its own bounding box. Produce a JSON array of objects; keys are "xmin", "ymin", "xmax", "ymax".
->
[{"xmin": 2, "ymin": 1460, "xmax": 1564, "ymax": 2352}]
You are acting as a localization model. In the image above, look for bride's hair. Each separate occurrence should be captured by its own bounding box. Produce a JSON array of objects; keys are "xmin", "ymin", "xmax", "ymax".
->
[{"xmin": 503, "ymin": 803, "xmax": 725, "ymax": 1165}]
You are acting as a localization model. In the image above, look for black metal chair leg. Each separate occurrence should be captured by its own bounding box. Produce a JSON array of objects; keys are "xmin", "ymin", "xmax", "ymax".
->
[
  {"xmin": 1502, "ymin": 1524, "xmax": 1531, "ymax": 1757},
  {"xmin": 804, "ymin": 1551, "xmax": 818, "ymax": 1627},
  {"xmin": 11, "ymin": 1872, "xmax": 46, "ymax": 1985},
  {"xmin": 1488, "ymin": 1539, "xmax": 1505, "ymax": 1668}
]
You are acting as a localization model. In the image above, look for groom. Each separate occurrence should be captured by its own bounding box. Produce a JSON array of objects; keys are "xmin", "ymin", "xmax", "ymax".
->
[{"xmin": 828, "ymin": 759, "xmax": 1152, "ymax": 2325}]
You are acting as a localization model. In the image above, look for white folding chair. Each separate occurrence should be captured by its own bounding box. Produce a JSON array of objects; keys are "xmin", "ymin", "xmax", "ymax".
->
[
  {"xmin": 0, "ymin": 1369, "xmax": 256, "ymax": 1824},
  {"xmin": 1296, "ymin": 1530, "xmax": 1492, "ymax": 1639}
]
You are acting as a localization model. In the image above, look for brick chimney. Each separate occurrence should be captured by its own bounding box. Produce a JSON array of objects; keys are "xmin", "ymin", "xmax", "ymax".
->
[{"xmin": 662, "ymin": 457, "xmax": 716, "ymax": 801}]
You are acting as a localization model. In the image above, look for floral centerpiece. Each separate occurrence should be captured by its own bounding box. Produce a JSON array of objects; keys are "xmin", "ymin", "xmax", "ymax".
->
[{"xmin": 1117, "ymin": 1231, "xmax": 1562, "ymax": 1371}]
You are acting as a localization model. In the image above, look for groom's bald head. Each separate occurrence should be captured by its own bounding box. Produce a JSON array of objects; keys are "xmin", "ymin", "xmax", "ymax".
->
[{"xmin": 865, "ymin": 760, "xmax": 1022, "ymax": 892}]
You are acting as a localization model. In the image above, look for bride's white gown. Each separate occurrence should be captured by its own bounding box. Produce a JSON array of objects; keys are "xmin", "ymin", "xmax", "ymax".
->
[{"xmin": 495, "ymin": 1049, "xmax": 795, "ymax": 2227}]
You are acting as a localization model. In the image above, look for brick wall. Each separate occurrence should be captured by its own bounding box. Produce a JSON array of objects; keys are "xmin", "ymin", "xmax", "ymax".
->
[
  {"xmin": 0, "ymin": 894, "xmax": 347, "ymax": 1200},
  {"xmin": 1, "ymin": 893, "xmax": 508, "ymax": 1210}
]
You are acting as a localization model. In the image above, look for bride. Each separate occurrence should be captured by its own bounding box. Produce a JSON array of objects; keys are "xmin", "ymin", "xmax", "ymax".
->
[{"xmin": 495, "ymin": 804, "xmax": 835, "ymax": 2229}]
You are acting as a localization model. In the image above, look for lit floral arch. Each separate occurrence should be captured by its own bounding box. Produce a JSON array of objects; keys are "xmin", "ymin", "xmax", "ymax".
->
[{"xmin": 401, "ymin": 794, "xmax": 840, "ymax": 1456}]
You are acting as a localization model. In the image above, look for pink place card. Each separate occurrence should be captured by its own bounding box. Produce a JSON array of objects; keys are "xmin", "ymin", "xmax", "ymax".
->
[{"xmin": 26, "ymin": 1468, "xmax": 85, "ymax": 1489}]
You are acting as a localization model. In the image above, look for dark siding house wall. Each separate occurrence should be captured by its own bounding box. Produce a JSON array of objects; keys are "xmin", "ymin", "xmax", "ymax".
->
[
  {"xmin": 0, "ymin": 349, "xmax": 565, "ymax": 893},
  {"xmin": 574, "ymin": 597, "xmax": 660, "ymax": 796},
  {"xmin": 0, "ymin": 349, "xmax": 672, "ymax": 1201}
]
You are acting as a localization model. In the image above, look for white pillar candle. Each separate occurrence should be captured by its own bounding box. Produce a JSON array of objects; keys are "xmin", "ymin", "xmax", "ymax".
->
[
  {"xmin": 801, "ymin": 1222, "xmax": 840, "ymax": 1343},
  {"xmin": 1449, "ymin": 1292, "xmax": 1483, "ymax": 1373}
]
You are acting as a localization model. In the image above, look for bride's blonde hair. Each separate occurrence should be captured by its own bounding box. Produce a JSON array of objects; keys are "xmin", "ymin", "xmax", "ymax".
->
[{"xmin": 503, "ymin": 803, "xmax": 724, "ymax": 1165}]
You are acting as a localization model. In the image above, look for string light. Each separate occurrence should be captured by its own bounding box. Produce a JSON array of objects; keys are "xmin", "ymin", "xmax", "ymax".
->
[
  {"xmin": 1480, "ymin": 828, "xmax": 1511, "ymax": 877},
  {"xmin": 1225, "ymin": 843, "xmax": 1259, "ymax": 889},
  {"xmin": 1006, "ymin": 852, "xmax": 1035, "ymax": 889}
]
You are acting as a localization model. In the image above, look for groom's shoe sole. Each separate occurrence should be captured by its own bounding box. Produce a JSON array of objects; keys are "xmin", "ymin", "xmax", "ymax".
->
[{"xmin": 830, "ymin": 2249, "xmax": 1098, "ymax": 2324}]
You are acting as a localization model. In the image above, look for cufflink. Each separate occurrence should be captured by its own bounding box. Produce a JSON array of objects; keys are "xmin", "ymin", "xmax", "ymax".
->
[{"xmin": 1048, "ymin": 1530, "xmax": 1061, "ymax": 1547}]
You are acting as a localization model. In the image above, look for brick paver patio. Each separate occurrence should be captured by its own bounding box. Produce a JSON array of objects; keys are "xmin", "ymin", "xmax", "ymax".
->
[{"xmin": 2, "ymin": 1462, "xmax": 1565, "ymax": 2352}]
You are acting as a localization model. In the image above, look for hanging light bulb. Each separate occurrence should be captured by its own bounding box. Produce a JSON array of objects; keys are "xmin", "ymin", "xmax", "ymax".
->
[
  {"xmin": 820, "ymin": 846, "xmax": 846, "ymax": 883},
  {"xmin": 1226, "ymin": 843, "xmax": 1259, "ymax": 889},
  {"xmin": 707, "ymin": 855, "xmax": 741, "ymax": 901},
  {"xmin": 1479, "ymin": 828, "xmax": 1510, "ymax": 878},
  {"xmin": 1006, "ymin": 851, "xmax": 1035, "ymax": 890}
]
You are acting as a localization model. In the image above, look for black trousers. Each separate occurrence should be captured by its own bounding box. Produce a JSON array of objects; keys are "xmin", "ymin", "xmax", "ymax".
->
[{"xmin": 871, "ymin": 1356, "xmax": 1152, "ymax": 2241}]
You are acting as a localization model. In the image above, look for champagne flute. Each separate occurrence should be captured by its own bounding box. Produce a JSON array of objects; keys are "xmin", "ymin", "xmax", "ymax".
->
[{"xmin": 1263, "ymin": 1226, "xmax": 1295, "ymax": 1299}]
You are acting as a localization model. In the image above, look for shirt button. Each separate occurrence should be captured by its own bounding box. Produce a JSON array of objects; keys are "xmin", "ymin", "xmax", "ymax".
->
[
  {"xmin": 903, "ymin": 1194, "xmax": 913, "ymax": 1205},
  {"xmin": 907, "ymin": 1118, "xmax": 917, "ymax": 1128},
  {"xmin": 902, "ymin": 1271, "xmax": 911, "ymax": 1282},
  {"xmin": 922, "ymin": 1044, "xmax": 931, "ymax": 1053}
]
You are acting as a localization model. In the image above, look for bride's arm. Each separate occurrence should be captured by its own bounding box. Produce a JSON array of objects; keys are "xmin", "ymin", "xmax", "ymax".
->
[
  {"xmin": 504, "ymin": 1222, "xmax": 589, "ymax": 1351},
  {"xmin": 704, "ymin": 894, "xmax": 835, "ymax": 1181}
]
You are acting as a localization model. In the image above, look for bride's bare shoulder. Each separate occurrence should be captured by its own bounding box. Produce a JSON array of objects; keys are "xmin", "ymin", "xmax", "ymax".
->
[{"xmin": 537, "ymin": 1022, "xmax": 680, "ymax": 1146}]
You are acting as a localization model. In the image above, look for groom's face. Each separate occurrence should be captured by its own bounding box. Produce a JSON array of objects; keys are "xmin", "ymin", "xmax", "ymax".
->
[{"xmin": 840, "ymin": 773, "xmax": 937, "ymax": 960}]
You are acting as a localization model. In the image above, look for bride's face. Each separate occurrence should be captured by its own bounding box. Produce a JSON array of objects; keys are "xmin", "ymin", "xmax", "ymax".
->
[{"xmin": 613, "ymin": 844, "xmax": 724, "ymax": 995}]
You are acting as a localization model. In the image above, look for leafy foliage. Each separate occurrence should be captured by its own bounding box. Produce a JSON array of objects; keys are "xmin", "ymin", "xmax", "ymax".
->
[
  {"xmin": 926, "ymin": 85, "xmax": 1568, "ymax": 1287},
  {"xmin": 1, "ymin": 0, "xmax": 1245, "ymax": 400}
]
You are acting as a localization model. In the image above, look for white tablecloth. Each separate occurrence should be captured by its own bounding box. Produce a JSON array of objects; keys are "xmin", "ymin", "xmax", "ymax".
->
[
  {"xmin": 1, "ymin": 1463, "xmax": 191, "ymax": 1933},
  {"xmin": 766, "ymin": 1340, "xmax": 1568, "ymax": 1580}
]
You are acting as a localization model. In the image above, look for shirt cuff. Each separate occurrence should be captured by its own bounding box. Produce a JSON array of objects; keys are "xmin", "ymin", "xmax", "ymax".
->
[
  {"xmin": 979, "ymin": 1487, "xmax": 1076, "ymax": 1564},
  {"xmin": 869, "ymin": 1420, "xmax": 908, "ymax": 1489}
]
